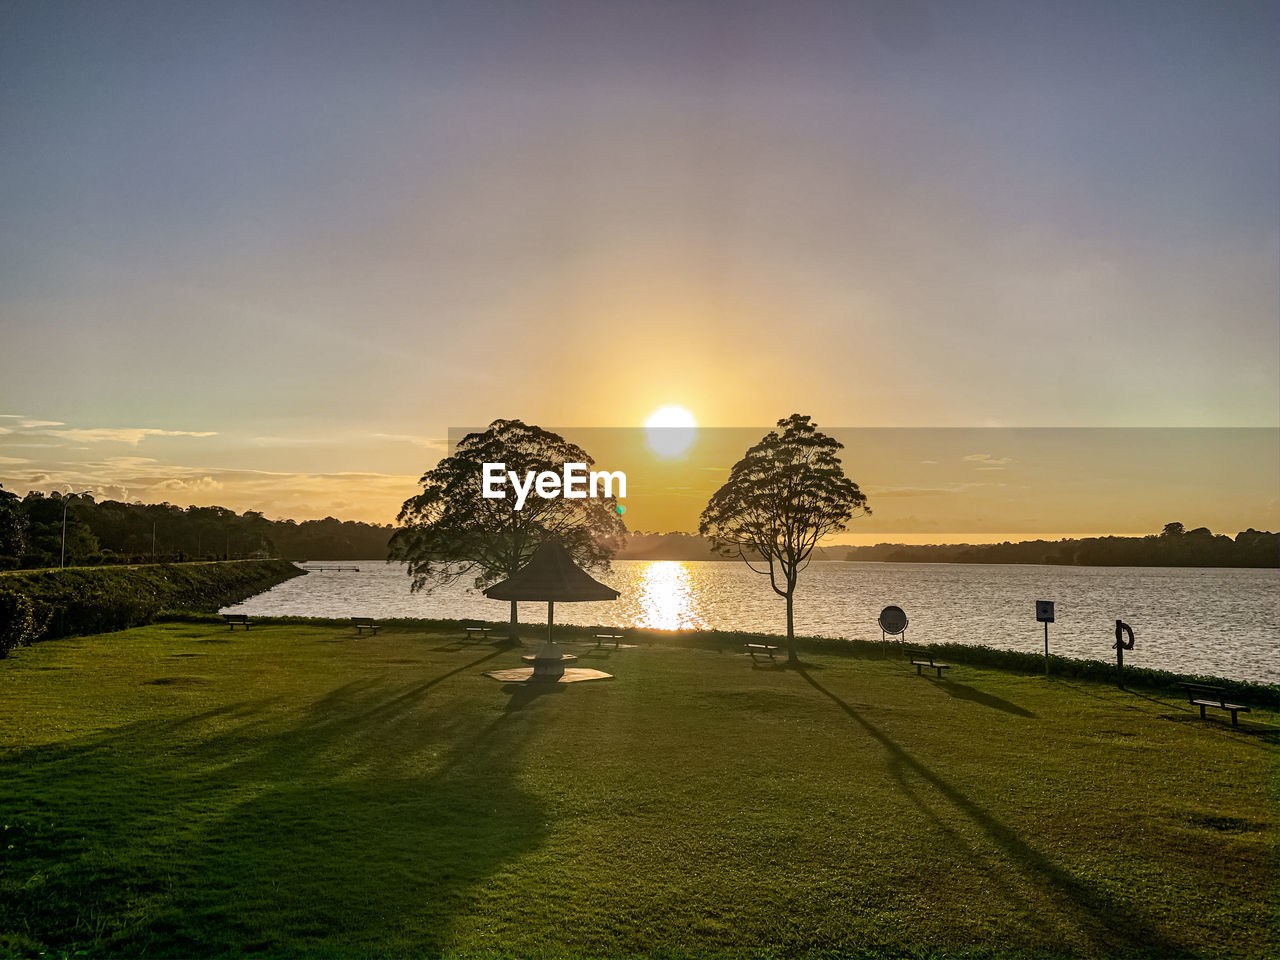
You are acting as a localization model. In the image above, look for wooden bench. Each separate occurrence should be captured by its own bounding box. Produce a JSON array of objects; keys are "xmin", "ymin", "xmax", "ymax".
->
[
  {"xmin": 744, "ymin": 643, "xmax": 779, "ymax": 663},
  {"xmin": 352, "ymin": 617, "xmax": 381, "ymax": 636},
  {"xmin": 463, "ymin": 624, "xmax": 490, "ymax": 642},
  {"xmin": 222, "ymin": 614, "xmax": 252, "ymax": 630},
  {"xmin": 908, "ymin": 649, "xmax": 950, "ymax": 678},
  {"xmin": 1180, "ymin": 682, "xmax": 1251, "ymax": 727},
  {"xmin": 594, "ymin": 633, "xmax": 625, "ymax": 648}
]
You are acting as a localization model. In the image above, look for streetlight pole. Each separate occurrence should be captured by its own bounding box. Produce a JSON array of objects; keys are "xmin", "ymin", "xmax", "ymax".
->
[{"xmin": 60, "ymin": 490, "xmax": 92, "ymax": 569}]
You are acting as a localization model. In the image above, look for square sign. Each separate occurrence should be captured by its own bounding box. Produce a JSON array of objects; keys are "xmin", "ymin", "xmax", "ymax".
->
[{"xmin": 1036, "ymin": 600, "xmax": 1055, "ymax": 623}]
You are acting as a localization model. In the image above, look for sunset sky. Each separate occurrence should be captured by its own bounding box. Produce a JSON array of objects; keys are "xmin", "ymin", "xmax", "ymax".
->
[{"xmin": 2, "ymin": 1, "xmax": 1277, "ymax": 540}]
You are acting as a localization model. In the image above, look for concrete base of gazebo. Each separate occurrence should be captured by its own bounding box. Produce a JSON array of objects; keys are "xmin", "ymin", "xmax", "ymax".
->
[
  {"xmin": 521, "ymin": 642, "xmax": 578, "ymax": 680},
  {"xmin": 485, "ymin": 642, "xmax": 612, "ymax": 684},
  {"xmin": 484, "ymin": 666, "xmax": 614, "ymax": 683}
]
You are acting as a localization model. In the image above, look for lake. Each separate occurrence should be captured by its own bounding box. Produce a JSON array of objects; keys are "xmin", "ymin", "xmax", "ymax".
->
[{"xmin": 224, "ymin": 560, "xmax": 1280, "ymax": 684}]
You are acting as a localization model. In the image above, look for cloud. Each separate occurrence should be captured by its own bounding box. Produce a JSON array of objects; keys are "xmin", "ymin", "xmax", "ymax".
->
[
  {"xmin": 0, "ymin": 459, "xmax": 417, "ymax": 523},
  {"xmin": 872, "ymin": 481, "xmax": 995, "ymax": 499},
  {"xmin": 963, "ymin": 453, "xmax": 1013, "ymax": 469},
  {"xmin": 873, "ymin": 487, "xmax": 960, "ymax": 499},
  {"xmin": 156, "ymin": 476, "xmax": 225, "ymax": 493},
  {"xmin": 0, "ymin": 456, "xmax": 31, "ymax": 465},
  {"xmin": 250, "ymin": 435, "xmax": 330, "ymax": 447},
  {"xmin": 249, "ymin": 433, "xmax": 447, "ymax": 452},
  {"xmin": 0, "ymin": 416, "xmax": 217, "ymax": 447},
  {"xmin": 97, "ymin": 456, "xmax": 161, "ymax": 469},
  {"xmin": 0, "ymin": 416, "xmax": 66, "ymax": 429},
  {"xmin": 370, "ymin": 433, "xmax": 448, "ymax": 450},
  {"xmin": 48, "ymin": 428, "xmax": 218, "ymax": 445}
]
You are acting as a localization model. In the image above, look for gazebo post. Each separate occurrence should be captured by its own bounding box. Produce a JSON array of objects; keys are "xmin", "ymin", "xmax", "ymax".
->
[
  {"xmin": 530, "ymin": 599, "xmax": 564, "ymax": 679},
  {"xmin": 532, "ymin": 599, "xmax": 568, "ymax": 680}
]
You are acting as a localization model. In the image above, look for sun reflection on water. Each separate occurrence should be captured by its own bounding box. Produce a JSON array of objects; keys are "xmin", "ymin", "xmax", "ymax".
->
[{"xmin": 636, "ymin": 561, "xmax": 706, "ymax": 631}]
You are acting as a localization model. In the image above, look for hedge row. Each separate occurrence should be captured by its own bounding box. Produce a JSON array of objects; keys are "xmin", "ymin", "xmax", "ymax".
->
[
  {"xmin": 0, "ymin": 560, "xmax": 305, "ymax": 654},
  {"xmin": 655, "ymin": 630, "xmax": 1277, "ymax": 706},
  {"xmin": 155, "ymin": 612, "xmax": 1280, "ymax": 709}
]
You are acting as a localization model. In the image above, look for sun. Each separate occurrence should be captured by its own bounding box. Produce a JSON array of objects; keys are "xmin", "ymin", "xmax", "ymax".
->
[{"xmin": 644, "ymin": 405, "xmax": 697, "ymax": 458}]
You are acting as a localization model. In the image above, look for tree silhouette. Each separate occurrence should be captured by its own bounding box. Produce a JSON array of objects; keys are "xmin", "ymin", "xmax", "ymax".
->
[
  {"xmin": 390, "ymin": 419, "xmax": 626, "ymax": 640},
  {"xmin": 0, "ymin": 485, "xmax": 27, "ymax": 568},
  {"xmin": 699, "ymin": 414, "xmax": 869, "ymax": 664}
]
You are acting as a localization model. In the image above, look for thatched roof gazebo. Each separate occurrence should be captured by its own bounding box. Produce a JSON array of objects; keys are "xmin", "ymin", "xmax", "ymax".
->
[{"xmin": 483, "ymin": 540, "xmax": 619, "ymax": 681}]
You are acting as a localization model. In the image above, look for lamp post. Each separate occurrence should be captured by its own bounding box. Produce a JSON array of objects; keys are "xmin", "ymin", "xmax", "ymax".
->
[{"xmin": 60, "ymin": 490, "xmax": 92, "ymax": 569}]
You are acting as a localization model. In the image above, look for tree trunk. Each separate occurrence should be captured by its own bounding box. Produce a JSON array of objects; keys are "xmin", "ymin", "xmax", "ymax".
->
[
  {"xmin": 786, "ymin": 590, "xmax": 797, "ymax": 664},
  {"xmin": 508, "ymin": 599, "xmax": 520, "ymax": 644}
]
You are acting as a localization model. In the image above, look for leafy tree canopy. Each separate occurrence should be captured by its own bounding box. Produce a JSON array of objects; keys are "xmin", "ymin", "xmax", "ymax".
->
[
  {"xmin": 700, "ymin": 413, "xmax": 869, "ymax": 660},
  {"xmin": 390, "ymin": 419, "xmax": 626, "ymax": 633},
  {"xmin": 0, "ymin": 484, "xmax": 28, "ymax": 565}
]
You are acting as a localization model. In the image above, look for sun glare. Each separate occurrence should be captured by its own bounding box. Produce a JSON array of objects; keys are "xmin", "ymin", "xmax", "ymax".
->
[
  {"xmin": 644, "ymin": 405, "xmax": 697, "ymax": 458},
  {"xmin": 636, "ymin": 561, "xmax": 705, "ymax": 630}
]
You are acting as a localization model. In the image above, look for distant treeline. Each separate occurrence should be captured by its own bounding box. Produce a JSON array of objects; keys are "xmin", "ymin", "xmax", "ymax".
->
[
  {"xmin": 0, "ymin": 488, "xmax": 394, "ymax": 568},
  {"xmin": 618, "ymin": 531, "xmax": 846, "ymax": 562},
  {"xmin": 844, "ymin": 524, "xmax": 1279, "ymax": 568},
  {"xmin": 619, "ymin": 531, "xmax": 729, "ymax": 561}
]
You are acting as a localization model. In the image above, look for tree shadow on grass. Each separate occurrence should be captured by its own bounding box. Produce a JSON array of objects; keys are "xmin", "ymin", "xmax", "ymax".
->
[
  {"xmin": 1060, "ymin": 678, "xmax": 1172, "ymax": 711},
  {"xmin": 0, "ymin": 649, "xmax": 545, "ymax": 957},
  {"xmin": 795, "ymin": 667, "xmax": 1190, "ymax": 957},
  {"xmin": 1061, "ymin": 681, "xmax": 1280, "ymax": 750},
  {"xmin": 1157, "ymin": 713, "xmax": 1280, "ymax": 744},
  {"xmin": 502, "ymin": 681, "xmax": 565, "ymax": 712},
  {"xmin": 925, "ymin": 677, "xmax": 1037, "ymax": 718},
  {"xmin": 427, "ymin": 639, "xmax": 509, "ymax": 653},
  {"xmin": 881, "ymin": 745, "xmax": 1056, "ymax": 935}
]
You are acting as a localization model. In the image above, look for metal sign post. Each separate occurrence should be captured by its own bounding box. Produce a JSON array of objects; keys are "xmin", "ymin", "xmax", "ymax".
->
[{"xmin": 1035, "ymin": 600, "xmax": 1055, "ymax": 675}]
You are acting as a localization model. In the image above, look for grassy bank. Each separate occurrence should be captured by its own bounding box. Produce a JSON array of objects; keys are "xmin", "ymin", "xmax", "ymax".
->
[
  {"xmin": 0, "ymin": 560, "xmax": 305, "ymax": 652},
  {"xmin": 162, "ymin": 613, "xmax": 1280, "ymax": 708},
  {"xmin": 1, "ymin": 619, "xmax": 1276, "ymax": 958}
]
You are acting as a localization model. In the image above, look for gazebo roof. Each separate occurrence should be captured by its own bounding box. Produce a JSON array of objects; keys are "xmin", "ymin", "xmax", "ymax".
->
[{"xmin": 482, "ymin": 540, "xmax": 620, "ymax": 603}]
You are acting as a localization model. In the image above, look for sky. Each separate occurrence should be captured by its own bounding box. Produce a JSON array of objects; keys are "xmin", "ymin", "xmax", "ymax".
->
[
  {"xmin": 508, "ymin": 427, "xmax": 1279, "ymax": 540},
  {"xmin": 1, "ymin": 1, "xmax": 1277, "ymax": 538}
]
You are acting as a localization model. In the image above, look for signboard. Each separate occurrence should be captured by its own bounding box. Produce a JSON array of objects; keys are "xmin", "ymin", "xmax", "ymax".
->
[
  {"xmin": 878, "ymin": 605, "xmax": 908, "ymax": 636},
  {"xmin": 1035, "ymin": 600, "xmax": 1055, "ymax": 623}
]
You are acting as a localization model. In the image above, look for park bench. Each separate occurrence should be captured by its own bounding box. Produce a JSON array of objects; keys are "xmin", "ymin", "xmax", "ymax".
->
[
  {"xmin": 352, "ymin": 617, "xmax": 381, "ymax": 636},
  {"xmin": 744, "ymin": 642, "xmax": 779, "ymax": 663},
  {"xmin": 908, "ymin": 648, "xmax": 950, "ymax": 678},
  {"xmin": 463, "ymin": 624, "xmax": 490, "ymax": 642},
  {"xmin": 594, "ymin": 633, "xmax": 625, "ymax": 648},
  {"xmin": 222, "ymin": 614, "xmax": 252, "ymax": 630},
  {"xmin": 1180, "ymin": 682, "xmax": 1251, "ymax": 727}
]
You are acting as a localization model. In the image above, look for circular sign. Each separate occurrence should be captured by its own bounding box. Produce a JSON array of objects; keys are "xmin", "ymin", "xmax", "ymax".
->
[{"xmin": 878, "ymin": 605, "xmax": 908, "ymax": 635}]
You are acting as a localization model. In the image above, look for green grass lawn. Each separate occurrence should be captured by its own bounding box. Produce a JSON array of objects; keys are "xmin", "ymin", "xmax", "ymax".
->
[{"xmin": 1, "ymin": 621, "xmax": 1275, "ymax": 959}]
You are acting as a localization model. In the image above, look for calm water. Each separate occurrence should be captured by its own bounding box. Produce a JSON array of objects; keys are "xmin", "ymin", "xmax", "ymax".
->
[{"xmin": 225, "ymin": 560, "xmax": 1280, "ymax": 684}]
